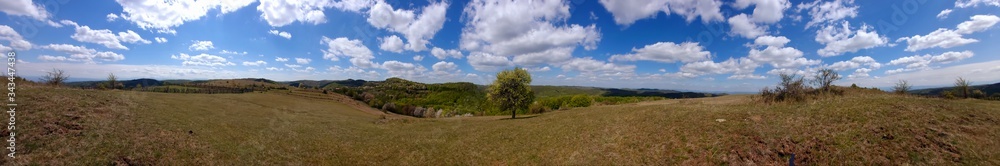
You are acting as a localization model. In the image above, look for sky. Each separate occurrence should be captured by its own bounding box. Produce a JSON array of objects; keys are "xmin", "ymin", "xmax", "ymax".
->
[{"xmin": 1, "ymin": 0, "xmax": 999, "ymax": 92}]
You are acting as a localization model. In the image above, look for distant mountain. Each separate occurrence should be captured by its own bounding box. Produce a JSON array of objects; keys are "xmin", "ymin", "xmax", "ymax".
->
[
  {"xmin": 66, "ymin": 78, "xmax": 163, "ymax": 88},
  {"xmin": 910, "ymin": 82, "xmax": 1000, "ymax": 97}
]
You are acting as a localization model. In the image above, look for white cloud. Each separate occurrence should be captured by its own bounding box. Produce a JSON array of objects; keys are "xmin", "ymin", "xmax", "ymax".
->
[
  {"xmin": 295, "ymin": 58, "xmax": 311, "ymax": 64},
  {"xmin": 747, "ymin": 43, "xmax": 819, "ymax": 69},
  {"xmin": 378, "ymin": 35, "xmax": 404, "ymax": 53},
  {"xmin": 733, "ymin": 0, "xmax": 791, "ymax": 23},
  {"xmin": 320, "ymin": 36, "xmax": 376, "ymax": 68},
  {"xmin": 367, "ymin": 1, "xmax": 448, "ymax": 52},
  {"xmin": 106, "ymin": 13, "xmax": 120, "ymax": 22},
  {"xmin": 189, "ymin": 40, "xmax": 215, "ymax": 51},
  {"xmin": 432, "ymin": 61, "xmax": 459, "ymax": 73},
  {"xmin": 827, "ymin": 56, "xmax": 880, "ymax": 71},
  {"xmin": 257, "ymin": 0, "xmax": 373, "ymax": 27},
  {"xmin": 266, "ymin": 67, "xmax": 283, "ymax": 71},
  {"xmin": 598, "ymin": 0, "xmax": 725, "ymax": 26},
  {"xmin": 431, "ymin": 47, "xmax": 464, "ymax": 60},
  {"xmin": 728, "ymin": 14, "xmax": 767, "ymax": 38},
  {"xmin": 285, "ymin": 64, "xmax": 302, "ymax": 68},
  {"xmin": 39, "ymin": 44, "xmax": 125, "ymax": 62},
  {"xmin": 897, "ymin": 15, "xmax": 998, "ymax": 52},
  {"xmin": 275, "ymin": 57, "xmax": 289, "ymax": 62},
  {"xmin": 381, "ymin": 60, "xmax": 427, "ymax": 78},
  {"xmin": 171, "ymin": 53, "xmax": 235, "ymax": 67},
  {"xmin": 154, "ymin": 37, "xmax": 168, "ymax": 43},
  {"xmin": 851, "ymin": 60, "xmax": 1000, "ymax": 88},
  {"xmin": 70, "ymin": 25, "xmax": 151, "ymax": 50},
  {"xmin": 466, "ymin": 52, "xmax": 513, "ymax": 71},
  {"xmin": 0, "ymin": 25, "xmax": 32, "ymax": 50},
  {"xmin": 219, "ymin": 50, "xmax": 247, "ymax": 55},
  {"xmin": 937, "ymin": 9, "xmax": 952, "ymax": 19},
  {"xmin": 679, "ymin": 57, "xmax": 762, "ymax": 79},
  {"xmin": 243, "ymin": 60, "xmax": 267, "ymax": 66},
  {"xmin": 461, "ymin": 0, "xmax": 600, "ymax": 68},
  {"xmin": 413, "ymin": 55, "xmax": 424, "ymax": 61},
  {"xmin": 815, "ymin": 22, "xmax": 889, "ymax": 57},
  {"xmin": 955, "ymin": 0, "xmax": 1000, "ymax": 8},
  {"xmin": 116, "ymin": 0, "xmax": 256, "ymax": 33},
  {"xmin": 796, "ymin": 0, "xmax": 858, "ymax": 28},
  {"xmin": 956, "ymin": 15, "xmax": 1000, "ymax": 34},
  {"xmin": 754, "ymin": 35, "xmax": 791, "ymax": 47},
  {"xmin": 0, "ymin": 0, "xmax": 51, "ymax": 21},
  {"xmin": 268, "ymin": 30, "xmax": 292, "ymax": 39},
  {"xmin": 886, "ymin": 51, "xmax": 974, "ymax": 74},
  {"xmin": 609, "ymin": 42, "xmax": 711, "ymax": 63},
  {"xmin": 561, "ymin": 57, "xmax": 636, "ymax": 74}
]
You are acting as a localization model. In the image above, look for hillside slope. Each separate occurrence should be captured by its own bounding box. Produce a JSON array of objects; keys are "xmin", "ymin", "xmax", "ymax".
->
[{"xmin": 12, "ymin": 86, "xmax": 1000, "ymax": 165}]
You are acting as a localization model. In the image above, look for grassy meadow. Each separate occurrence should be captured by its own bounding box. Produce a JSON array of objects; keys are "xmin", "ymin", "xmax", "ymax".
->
[{"xmin": 8, "ymin": 85, "xmax": 1000, "ymax": 165}]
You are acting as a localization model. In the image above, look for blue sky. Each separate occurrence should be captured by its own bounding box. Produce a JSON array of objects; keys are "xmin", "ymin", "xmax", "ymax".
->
[{"xmin": 1, "ymin": 0, "xmax": 999, "ymax": 92}]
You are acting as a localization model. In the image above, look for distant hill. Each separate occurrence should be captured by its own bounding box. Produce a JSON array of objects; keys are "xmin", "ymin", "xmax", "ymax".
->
[
  {"xmin": 910, "ymin": 82, "xmax": 1000, "ymax": 97},
  {"xmin": 65, "ymin": 78, "xmax": 163, "ymax": 88}
]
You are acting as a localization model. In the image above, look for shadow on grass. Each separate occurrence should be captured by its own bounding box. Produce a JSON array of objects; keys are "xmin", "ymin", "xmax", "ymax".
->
[{"xmin": 501, "ymin": 115, "xmax": 540, "ymax": 120}]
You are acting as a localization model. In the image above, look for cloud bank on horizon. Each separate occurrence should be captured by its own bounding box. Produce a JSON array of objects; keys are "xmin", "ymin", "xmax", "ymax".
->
[{"xmin": 1, "ymin": 0, "xmax": 999, "ymax": 92}]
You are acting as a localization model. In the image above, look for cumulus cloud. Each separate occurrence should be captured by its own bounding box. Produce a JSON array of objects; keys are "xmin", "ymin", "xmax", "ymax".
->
[
  {"xmin": 106, "ymin": 13, "xmax": 120, "ymax": 22},
  {"xmin": 38, "ymin": 44, "xmax": 126, "ymax": 62},
  {"xmin": 154, "ymin": 37, "xmax": 168, "ymax": 43},
  {"xmin": 381, "ymin": 60, "xmax": 427, "ymax": 78},
  {"xmin": 461, "ymin": 0, "xmax": 600, "ymax": 69},
  {"xmin": 295, "ymin": 58, "xmax": 311, "ymax": 64},
  {"xmin": 0, "ymin": 0, "xmax": 52, "ymax": 22},
  {"xmin": 897, "ymin": 15, "xmax": 998, "ymax": 52},
  {"xmin": 815, "ymin": 21, "xmax": 889, "ymax": 57},
  {"xmin": 116, "ymin": 0, "xmax": 256, "ymax": 33},
  {"xmin": 268, "ymin": 30, "xmax": 292, "ymax": 39},
  {"xmin": 679, "ymin": 57, "xmax": 763, "ymax": 79},
  {"xmin": 466, "ymin": 52, "xmax": 513, "ymax": 71},
  {"xmin": 733, "ymin": 0, "xmax": 791, "ymax": 23},
  {"xmin": 379, "ymin": 35, "xmax": 404, "ymax": 53},
  {"xmin": 955, "ymin": 0, "xmax": 1000, "ymax": 8},
  {"xmin": 937, "ymin": 9, "xmax": 952, "ymax": 19},
  {"xmin": 413, "ymin": 55, "xmax": 424, "ymax": 61},
  {"xmin": 219, "ymin": 50, "xmax": 247, "ymax": 55},
  {"xmin": 258, "ymin": 0, "xmax": 374, "ymax": 27},
  {"xmin": 609, "ymin": 42, "xmax": 711, "ymax": 63},
  {"xmin": 561, "ymin": 57, "xmax": 636, "ymax": 74},
  {"xmin": 431, "ymin": 47, "xmax": 464, "ymax": 60},
  {"xmin": 0, "ymin": 25, "xmax": 32, "ymax": 50},
  {"xmin": 796, "ymin": 0, "xmax": 858, "ymax": 28},
  {"xmin": 320, "ymin": 36, "xmax": 376, "ymax": 68},
  {"xmin": 275, "ymin": 56, "xmax": 289, "ymax": 62},
  {"xmin": 243, "ymin": 60, "xmax": 267, "ymax": 66},
  {"xmin": 171, "ymin": 53, "xmax": 235, "ymax": 67},
  {"xmin": 728, "ymin": 14, "xmax": 768, "ymax": 38},
  {"xmin": 886, "ymin": 51, "xmax": 974, "ymax": 74},
  {"xmin": 69, "ymin": 24, "xmax": 151, "ymax": 50},
  {"xmin": 188, "ymin": 40, "xmax": 215, "ymax": 51},
  {"xmin": 598, "ymin": 0, "xmax": 725, "ymax": 26},
  {"xmin": 367, "ymin": 1, "xmax": 448, "ymax": 52}
]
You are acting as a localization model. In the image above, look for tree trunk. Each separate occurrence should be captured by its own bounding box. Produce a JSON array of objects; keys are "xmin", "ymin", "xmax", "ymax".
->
[{"xmin": 511, "ymin": 109, "xmax": 516, "ymax": 119}]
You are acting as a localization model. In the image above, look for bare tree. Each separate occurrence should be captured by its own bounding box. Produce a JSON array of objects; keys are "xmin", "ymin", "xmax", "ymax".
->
[
  {"xmin": 954, "ymin": 77, "xmax": 971, "ymax": 99},
  {"xmin": 812, "ymin": 68, "xmax": 841, "ymax": 93},
  {"xmin": 106, "ymin": 73, "xmax": 118, "ymax": 90},
  {"xmin": 893, "ymin": 80, "xmax": 911, "ymax": 94},
  {"xmin": 41, "ymin": 68, "xmax": 69, "ymax": 86}
]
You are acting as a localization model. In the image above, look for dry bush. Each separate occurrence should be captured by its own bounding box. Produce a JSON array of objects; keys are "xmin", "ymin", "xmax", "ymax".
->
[
  {"xmin": 757, "ymin": 74, "xmax": 811, "ymax": 103},
  {"xmin": 893, "ymin": 80, "xmax": 911, "ymax": 94},
  {"xmin": 41, "ymin": 68, "xmax": 69, "ymax": 86}
]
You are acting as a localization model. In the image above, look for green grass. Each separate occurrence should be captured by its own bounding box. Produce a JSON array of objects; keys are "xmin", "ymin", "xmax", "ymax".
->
[{"xmin": 13, "ymin": 85, "xmax": 1000, "ymax": 165}]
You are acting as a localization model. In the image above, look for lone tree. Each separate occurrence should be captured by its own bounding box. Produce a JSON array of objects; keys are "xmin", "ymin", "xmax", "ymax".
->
[
  {"xmin": 41, "ymin": 68, "xmax": 69, "ymax": 86},
  {"xmin": 487, "ymin": 67, "xmax": 534, "ymax": 119},
  {"xmin": 954, "ymin": 77, "xmax": 971, "ymax": 98},
  {"xmin": 106, "ymin": 73, "xmax": 118, "ymax": 90},
  {"xmin": 812, "ymin": 68, "xmax": 841, "ymax": 93},
  {"xmin": 893, "ymin": 80, "xmax": 911, "ymax": 94}
]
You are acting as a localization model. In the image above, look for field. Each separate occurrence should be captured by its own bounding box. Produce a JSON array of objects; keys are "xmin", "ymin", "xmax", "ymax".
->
[{"xmin": 9, "ymin": 85, "xmax": 1000, "ymax": 165}]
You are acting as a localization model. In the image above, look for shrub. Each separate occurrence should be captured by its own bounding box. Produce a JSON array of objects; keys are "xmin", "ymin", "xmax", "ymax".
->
[
  {"xmin": 954, "ymin": 77, "xmax": 971, "ymax": 99},
  {"xmin": 41, "ymin": 68, "xmax": 69, "ymax": 86},
  {"xmin": 529, "ymin": 103, "xmax": 547, "ymax": 114},
  {"xmin": 812, "ymin": 68, "xmax": 841, "ymax": 93},
  {"xmin": 971, "ymin": 89, "xmax": 986, "ymax": 99},
  {"xmin": 759, "ymin": 74, "xmax": 811, "ymax": 103},
  {"xmin": 893, "ymin": 80, "xmax": 911, "ymax": 94},
  {"xmin": 565, "ymin": 95, "xmax": 593, "ymax": 108},
  {"xmin": 942, "ymin": 91, "xmax": 957, "ymax": 99}
]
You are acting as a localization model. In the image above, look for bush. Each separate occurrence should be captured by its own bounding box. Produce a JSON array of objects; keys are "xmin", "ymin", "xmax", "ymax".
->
[
  {"xmin": 893, "ymin": 80, "xmax": 911, "ymax": 94},
  {"xmin": 942, "ymin": 91, "xmax": 957, "ymax": 99},
  {"xmin": 758, "ymin": 74, "xmax": 811, "ymax": 103},
  {"xmin": 971, "ymin": 89, "xmax": 986, "ymax": 99},
  {"xmin": 529, "ymin": 103, "xmax": 548, "ymax": 114},
  {"xmin": 565, "ymin": 95, "xmax": 593, "ymax": 108},
  {"xmin": 42, "ymin": 68, "xmax": 69, "ymax": 86}
]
